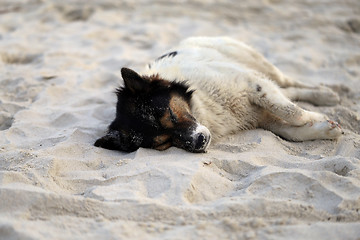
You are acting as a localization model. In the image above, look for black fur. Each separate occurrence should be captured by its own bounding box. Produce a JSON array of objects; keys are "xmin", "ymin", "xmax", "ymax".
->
[
  {"xmin": 256, "ymin": 84, "xmax": 262, "ymax": 92},
  {"xmin": 156, "ymin": 51, "xmax": 178, "ymax": 61},
  {"xmin": 94, "ymin": 67, "xmax": 196, "ymax": 152}
]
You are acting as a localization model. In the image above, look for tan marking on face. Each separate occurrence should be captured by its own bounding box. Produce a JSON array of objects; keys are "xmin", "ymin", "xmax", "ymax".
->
[
  {"xmin": 154, "ymin": 141, "xmax": 172, "ymax": 151},
  {"xmin": 153, "ymin": 134, "xmax": 171, "ymax": 151},
  {"xmin": 159, "ymin": 93, "xmax": 192, "ymax": 129},
  {"xmin": 160, "ymin": 110, "xmax": 174, "ymax": 129},
  {"xmin": 153, "ymin": 134, "xmax": 170, "ymax": 145},
  {"xmin": 168, "ymin": 94, "xmax": 191, "ymax": 121}
]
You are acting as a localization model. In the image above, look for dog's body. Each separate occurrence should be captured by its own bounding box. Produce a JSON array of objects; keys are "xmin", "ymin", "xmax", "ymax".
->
[{"xmin": 95, "ymin": 37, "xmax": 343, "ymax": 153}]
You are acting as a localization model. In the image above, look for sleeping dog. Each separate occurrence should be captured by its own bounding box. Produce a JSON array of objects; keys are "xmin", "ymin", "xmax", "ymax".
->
[{"xmin": 95, "ymin": 37, "xmax": 343, "ymax": 153}]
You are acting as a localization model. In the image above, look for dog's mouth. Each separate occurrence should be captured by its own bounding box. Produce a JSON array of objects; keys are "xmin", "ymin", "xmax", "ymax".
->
[{"xmin": 152, "ymin": 124, "xmax": 211, "ymax": 153}]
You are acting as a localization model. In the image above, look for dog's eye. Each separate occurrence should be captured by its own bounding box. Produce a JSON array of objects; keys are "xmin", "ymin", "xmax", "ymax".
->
[{"xmin": 169, "ymin": 108, "xmax": 178, "ymax": 124}]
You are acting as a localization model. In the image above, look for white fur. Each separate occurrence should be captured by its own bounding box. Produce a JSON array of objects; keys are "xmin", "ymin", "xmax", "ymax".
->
[{"xmin": 142, "ymin": 37, "xmax": 343, "ymax": 142}]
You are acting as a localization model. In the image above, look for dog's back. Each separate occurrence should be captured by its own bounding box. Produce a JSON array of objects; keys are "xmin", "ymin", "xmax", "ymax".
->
[{"xmin": 143, "ymin": 37, "xmax": 267, "ymax": 140}]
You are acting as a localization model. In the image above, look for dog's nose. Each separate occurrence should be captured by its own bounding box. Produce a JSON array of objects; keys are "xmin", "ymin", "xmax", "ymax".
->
[
  {"xmin": 195, "ymin": 133, "xmax": 206, "ymax": 150},
  {"xmin": 192, "ymin": 124, "xmax": 211, "ymax": 152}
]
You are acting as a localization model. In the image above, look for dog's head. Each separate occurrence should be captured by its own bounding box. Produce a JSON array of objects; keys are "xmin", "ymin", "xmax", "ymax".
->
[{"xmin": 94, "ymin": 68, "xmax": 211, "ymax": 153}]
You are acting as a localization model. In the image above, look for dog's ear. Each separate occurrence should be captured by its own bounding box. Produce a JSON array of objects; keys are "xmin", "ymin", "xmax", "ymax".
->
[
  {"xmin": 121, "ymin": 67, "xmax": 149, "ymax": 93},
  {"xmin": 94, "ymin": 129, "xmax": 142, "ymax": 152}
]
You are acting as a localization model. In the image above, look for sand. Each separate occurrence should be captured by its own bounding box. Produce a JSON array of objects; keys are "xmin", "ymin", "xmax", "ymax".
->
[{"xmin": 1, "ymin": 0, "xmax": 360, "ymax": 239}]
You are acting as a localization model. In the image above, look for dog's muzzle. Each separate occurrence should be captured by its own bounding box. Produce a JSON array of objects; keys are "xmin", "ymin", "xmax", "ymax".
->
[
  {"xmin": 172, "ymin": 123, "xmax": 211, "ymax": 153},
  {"xmin": 188, "ymin": 124, "xmax": 211, "ymax": 153}
]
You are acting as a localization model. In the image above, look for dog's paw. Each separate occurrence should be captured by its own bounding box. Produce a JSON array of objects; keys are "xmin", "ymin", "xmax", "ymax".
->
[
  {"xmin": 327, "ymin": 120, "xmax": 344, "ymax": 136},
  {"xmin": 310, "ymin": 120, "xmax": 344, "ymax": 139}
]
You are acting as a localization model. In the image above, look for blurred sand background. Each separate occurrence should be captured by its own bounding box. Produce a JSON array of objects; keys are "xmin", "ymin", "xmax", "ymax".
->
[{"xmin": 0, "ymin": 0, "xmax": 360, "ymax": 239}]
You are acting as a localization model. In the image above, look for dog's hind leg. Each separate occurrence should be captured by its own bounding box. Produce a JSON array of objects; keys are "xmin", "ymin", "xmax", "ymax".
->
[
  {"xmin": 248, "ymin": 77, "xmax": 328, "ymax": 126},
  {"xmin": 281, "ymin": 86, "xmax": 340, "ymax": 106},
  {"xmin": 259, "ymin": 112, "xmax": 343, "ymax": 141}
]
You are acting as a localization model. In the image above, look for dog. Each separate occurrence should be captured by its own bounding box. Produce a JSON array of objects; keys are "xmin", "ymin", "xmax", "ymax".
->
[{"xmin": 94, "ymin": 37, "xmax": 343, "ymax": 153}]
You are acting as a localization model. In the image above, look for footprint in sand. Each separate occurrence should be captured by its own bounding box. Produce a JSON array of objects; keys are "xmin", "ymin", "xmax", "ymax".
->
[
  {"xmin": 1, "ymin": 52, "xmax": 41, "ymax": 65},
  {"xmin": 184, "ymin": 158, "xmax": 262, "ymax": 203}
]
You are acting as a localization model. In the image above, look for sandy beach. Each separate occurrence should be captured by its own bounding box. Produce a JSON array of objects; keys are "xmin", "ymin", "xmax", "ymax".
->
[{"xmin": 1, "ymin": 0, "xmax": 360, "ymax": 239}]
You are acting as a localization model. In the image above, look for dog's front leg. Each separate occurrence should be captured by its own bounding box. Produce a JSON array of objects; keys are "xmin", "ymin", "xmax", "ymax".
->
[{"xmin": 259, "ymin": 112, "xmax": 344, "ymax": 141}]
